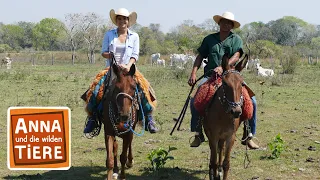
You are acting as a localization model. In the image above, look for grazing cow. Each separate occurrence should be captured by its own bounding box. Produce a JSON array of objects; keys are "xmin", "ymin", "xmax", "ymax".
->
[
  {"xmin": 1, "ymin": 57, "xmax": 12, "ymax": 69},
  {"xmin": 156, "ymin": 59, "xmax": 165, "ymax": 67},
  {"xmin": 170, "ymin": 54, "xmax": 194, "ymax": 67},
  {"xmin": 150, "ymin": 53, "xmax": 160, "ymax": 66},
  {"xmin": 256, "ymin": 63, "xmax": 274, "ymax": 77},
  {"xmin": 245, "ymin": 59, "xmax": 260, "ymax": 71}
]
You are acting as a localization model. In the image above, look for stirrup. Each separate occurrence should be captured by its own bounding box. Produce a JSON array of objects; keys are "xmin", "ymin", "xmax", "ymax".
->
[{"xmin": 83, "ymin": 115, "xmax": 102, "ymax": 139}]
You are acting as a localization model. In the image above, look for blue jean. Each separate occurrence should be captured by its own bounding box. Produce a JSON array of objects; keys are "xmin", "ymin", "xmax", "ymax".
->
[
  {"xmin": 249, "ymin": 96, "xmax": 257, "ymax": 135},
  {"xmin": 190, "ymin": 97, "xmax": 202, "ymax": 132},
  {"xmin": 190, "ymin": 95, "xmax": 257, "ymax": 135}
]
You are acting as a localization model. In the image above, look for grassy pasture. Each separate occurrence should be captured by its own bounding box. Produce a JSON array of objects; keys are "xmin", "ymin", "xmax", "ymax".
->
[{"xmin": 0, "ymin": 55, "xmax": 319, "ymax": 180}]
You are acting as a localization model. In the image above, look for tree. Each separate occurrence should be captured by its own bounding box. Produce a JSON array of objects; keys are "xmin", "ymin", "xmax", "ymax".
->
[
  {"xmin": 79, "ymin": 13, "xmax": 104, "ymax": 64},
  {"xmin": 17, "ymin": 21, "xmax": 35, "ymax": 49},
  {"xmin": 251, "ymin": 40, "xmax": 281, "ymax": 59},
  {"xmin": 269, "ymin": 17, "xmax": 301, "ymax": 46},
  {"xmin": 198, "ymin": 18, "xmax": 219, "ymax": 33},
  {"xmin": 138, "ymin": 27, "xmax": 157, "ymax": 55},
  {"xmin": 32, "ymin": 18, "xmax": 65, "ymax": 51},
  {"xmin": 168, "ymin": 20, "xmax": 206, "ymax": 54},
  {"xmin": 64, "ymin": 13, "xmax": 85, "ymax": 65},
  {"xmin": 1, "ymin": 24, "xmax": 24, "ymax": 51}
]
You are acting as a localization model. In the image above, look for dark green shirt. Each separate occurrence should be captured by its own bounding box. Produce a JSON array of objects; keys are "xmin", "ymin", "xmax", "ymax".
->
[{"xmin": 197, "ymin": 32, "xmax": 243, "ymax": 76}]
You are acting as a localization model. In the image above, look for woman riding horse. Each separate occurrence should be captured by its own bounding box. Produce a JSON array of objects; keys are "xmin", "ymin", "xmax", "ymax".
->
[{"xmin": 84, "ymin": 8, "xmax": 158, "ymax": 135}]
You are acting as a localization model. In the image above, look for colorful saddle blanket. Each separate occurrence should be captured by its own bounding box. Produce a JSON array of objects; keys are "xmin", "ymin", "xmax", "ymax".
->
[
  {"xmin": 193, "ymin": 74, "xmax": 253, "ymax": 120},
  {"xmin": 85, "ymin": 67, "xmax": 157, "ymax": 115}
]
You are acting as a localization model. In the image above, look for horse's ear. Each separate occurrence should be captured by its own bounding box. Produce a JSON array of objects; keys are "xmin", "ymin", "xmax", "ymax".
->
[
  {"xmin": 112, "ymin": 63, "xmax": 119, "ymax": 76},
  {"xmin": 235, "ymin": 54, "xmax": 248, "ymax": 72},
  {"xmin": 221, "ymin": 53, "xmax": 230, "ymax": 71},
  {"xmin": 128, "ymin": 64, "xmax": 136, "ymax": 76}
]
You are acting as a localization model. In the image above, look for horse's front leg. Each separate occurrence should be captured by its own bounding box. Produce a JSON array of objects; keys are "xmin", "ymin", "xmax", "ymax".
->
[
  {"xmin": 222, "ymin": 134, "xmax": 236, "ymax": 180},
  {"xmin": 113, "ymin": 139, "xmax": 119, "ymax": 178},
  {"xmin": 119, "ymin": 134, "xmax": 131, "ymax": 179},
  {"xmin": 208, "ymin": 139, "xmax": 219, "ymax": 180},
  {"xmin": 218, "ymin": 140, "xmax": 225, "ymax": 176},
  {"xmin": 105, "ymin": 135, "xmax": 114, "ymax": 180},
  {"xmin": 126, "ymin": 133, "xmax": 134, "ymax": 168}
]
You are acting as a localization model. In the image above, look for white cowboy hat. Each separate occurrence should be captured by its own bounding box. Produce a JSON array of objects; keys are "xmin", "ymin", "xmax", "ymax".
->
[
  {"xmin": 213, "ymin": 11, "xmax": 241, "ymax": 29},
  {"xmin": 110, "ymin": 8, "xmax": 137, "ymax": 27}
]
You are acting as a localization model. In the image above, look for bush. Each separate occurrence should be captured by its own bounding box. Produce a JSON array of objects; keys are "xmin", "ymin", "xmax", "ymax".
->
[
  {"xmin": 280, "ymin": 47, "xmax": 299, "ymax": 74},
  {"xmin": 0, "ymin": 44, "xmax": 13, "ymax": 53},
  {"xmin": 147, "ymin": 146, "xmax": 177, "ymax": 171},
  {"xmin": 268, "ymin": 133, "xmax": 286, "ymax": 159}
]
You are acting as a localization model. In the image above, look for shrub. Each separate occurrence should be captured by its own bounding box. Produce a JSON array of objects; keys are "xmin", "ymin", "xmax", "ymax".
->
[
  {"xmin": 280, "ymin": 47, "xmax": 299, "ymax": 74},
  {"xmin": 147, "ymin": 146, "xmax": 177, "ymax": 171},
  {"xmin": 268, "ymin": 133, "xmax": 286, "ymax": 159}
]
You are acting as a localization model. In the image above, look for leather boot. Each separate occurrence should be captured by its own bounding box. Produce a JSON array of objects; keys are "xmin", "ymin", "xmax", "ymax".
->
[
  {"xmin": 247, "ymin": 139, "xmax": 259, "ymax": 149},
  {"xmin": 190, "ymin": 133, "xmax": 205, "ymax": 147},
  {"xmin": 145, "ymin": 115, "xmax": 158, "ymax": 133}
]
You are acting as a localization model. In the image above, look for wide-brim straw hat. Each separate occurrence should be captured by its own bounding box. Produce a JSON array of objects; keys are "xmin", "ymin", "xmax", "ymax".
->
[
  {"xmin": 110, "ymin": 8, "xmax": 137, "ymax": 27},
  {"xmin": 213, "ymin": 11, "xmax": 241, "ymax": 29}
]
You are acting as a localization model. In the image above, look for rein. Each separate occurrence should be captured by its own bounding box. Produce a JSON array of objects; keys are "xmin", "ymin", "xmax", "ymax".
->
[
  {"xmin": 219, "ymin": 69, "xmax": 244, "ymax": 113},
  {"xmin": 109, "ymin": 86, "xmax": 146, "ymax": 137}
]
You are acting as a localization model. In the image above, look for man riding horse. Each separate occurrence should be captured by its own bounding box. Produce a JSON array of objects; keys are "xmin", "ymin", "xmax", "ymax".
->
[{"xmin": 187, "ymin": 11, "xmax": 259, "ymax": 149}]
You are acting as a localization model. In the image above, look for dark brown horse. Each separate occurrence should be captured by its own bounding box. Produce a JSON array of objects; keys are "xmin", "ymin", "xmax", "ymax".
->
[
  {"xmin": 103, "ymin": 63, "xmax": 139, "ymax": 180},
  {"xmin": 203, "ymin": 53, "xmax": 248, "ymax": 180}
]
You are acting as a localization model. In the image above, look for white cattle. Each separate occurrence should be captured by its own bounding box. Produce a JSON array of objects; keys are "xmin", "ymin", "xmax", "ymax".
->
[
  {"xmin": 256, "ymin": 63, "xmax": 274, "ymax": 77},
  {"xmin": 150, "ymin": 53, "xmax": 160, "ymax": 66},
  {"xmin": 201, "ymin": 58, "xmax": 208, "ymax": 68},
  {"xmin": 170, "ymin": 54, "xmax": 194, "ymax": 67},
  {"xmin": 246, "ymin": 59, "xmax": 260, "ymax": 71},
  {"xmin": 1, "ymin": 57, "xmax": 12, "ymax": 69},
  {"xmin": 156, "ymin": 59, "xmax": 165, "ymax": 67}
]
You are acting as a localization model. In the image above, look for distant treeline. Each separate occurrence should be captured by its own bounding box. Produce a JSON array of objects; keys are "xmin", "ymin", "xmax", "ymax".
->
[{"xmin": 1, "ymin": 13, "xmax": 320, "ymax": 63}]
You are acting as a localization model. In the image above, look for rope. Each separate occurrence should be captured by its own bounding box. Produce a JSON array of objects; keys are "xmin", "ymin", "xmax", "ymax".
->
[{"xmin": 129, "ymin": 86, "xmax": 145, "ymax": 137}]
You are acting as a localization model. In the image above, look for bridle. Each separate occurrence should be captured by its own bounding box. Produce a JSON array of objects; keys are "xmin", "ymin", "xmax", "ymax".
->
[
  {"xmin": 109, "ymin": 88, "xmax": 138, "ymax": 136},
  {"xmin": 219, "ymin": 69, "xmax": 243, "ymax": 113}
]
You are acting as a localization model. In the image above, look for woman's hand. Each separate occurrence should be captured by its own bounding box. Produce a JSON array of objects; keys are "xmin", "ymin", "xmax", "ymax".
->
[
  {"xmin": 119, "ymin": 64, "xmax": 131, "ymax": 73},
  {"xmin": 102, "ymin": 52, "xmax": 112, "ymax": 59}
]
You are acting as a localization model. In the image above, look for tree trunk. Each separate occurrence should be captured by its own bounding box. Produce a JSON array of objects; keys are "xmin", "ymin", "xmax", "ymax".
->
[
  {"xmin": 71, "ymin": 49, "xmax": 76, "ymax": 65},
  {"xmin": 90, "ymin": 50, "xmax": 95, "ymax": 64}
]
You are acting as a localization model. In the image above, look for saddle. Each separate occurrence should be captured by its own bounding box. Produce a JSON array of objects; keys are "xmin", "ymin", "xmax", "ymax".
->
[{"xmin": 193, "ymin": 74, "xmax": 253, "ymax": 120}]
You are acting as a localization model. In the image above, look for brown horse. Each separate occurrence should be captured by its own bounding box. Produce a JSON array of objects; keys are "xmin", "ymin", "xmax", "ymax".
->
[
  {"xmin": 203, "ymin": 53, "xmax": 248, "ymax": 180},
  {"xmin": 103, "ymin": 63, "xmax": 139, "ymax": 180}
]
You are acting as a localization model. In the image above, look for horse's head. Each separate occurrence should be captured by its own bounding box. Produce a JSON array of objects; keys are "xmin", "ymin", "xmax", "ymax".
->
[
  {"xmin": 220, "ymin": 53, "xmax": 248, "ymax": 118},
  {"xmin": 111, "ymin": 63, "xmax": 137, "ymax": 121}
]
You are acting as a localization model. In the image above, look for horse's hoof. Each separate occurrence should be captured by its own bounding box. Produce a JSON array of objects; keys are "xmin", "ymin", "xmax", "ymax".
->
[
  {"xmin": 112, "ymin": 173, "xmax": 118, "ymax": 179},
  {"xmin": 126, "ymin": 160, "xmax": 134, "ymax": 168}
]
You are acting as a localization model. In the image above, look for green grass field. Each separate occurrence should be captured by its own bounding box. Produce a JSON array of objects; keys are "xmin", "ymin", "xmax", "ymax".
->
[{"xmin": 0, "ymin": 57, "xmax": 319, "ymax": 180}]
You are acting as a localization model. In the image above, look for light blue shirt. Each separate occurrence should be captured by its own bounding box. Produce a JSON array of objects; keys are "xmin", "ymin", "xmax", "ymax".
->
[{"xmin": 101, "ymin": 28, "xmax": 139, "ymax": 67}]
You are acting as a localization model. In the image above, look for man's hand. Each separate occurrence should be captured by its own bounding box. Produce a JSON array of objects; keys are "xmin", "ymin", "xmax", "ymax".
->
[
  {"xmin": 188, "ymin": 73, "xmax": 197, "ymax": 86},
  {"xmin": 214, "ymin": 66, "xmax": 223, "ymax": 75}
]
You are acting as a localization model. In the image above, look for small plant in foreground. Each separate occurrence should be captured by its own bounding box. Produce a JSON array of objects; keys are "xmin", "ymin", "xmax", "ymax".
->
[
  {"xmin": 268, "ymin": 133, "xmax": 286, "ymax": 159},
  {"xmin": 147, "ymin": 146, "xmax": 177, "ymax": 171}
]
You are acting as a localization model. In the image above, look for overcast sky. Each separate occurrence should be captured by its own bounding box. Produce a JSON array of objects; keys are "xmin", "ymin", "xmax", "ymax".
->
[{"xmin": 0, "ymin": 0, "xmax": 319, "ymax": 33}]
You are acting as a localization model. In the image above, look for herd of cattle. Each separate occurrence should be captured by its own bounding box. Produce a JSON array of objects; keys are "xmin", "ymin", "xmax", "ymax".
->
[
  {"xmin": 150, "ymin": 53, "xmax": 206, "ymax": 69},
  {"xmin": 0, "ymin": 54, "xmax": 275, "ymax": 77},
  {"xmin": 150, "ymin": 53, "xmax": 275, "ymax": 77}
]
